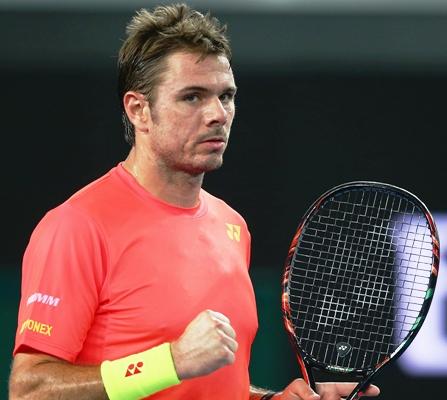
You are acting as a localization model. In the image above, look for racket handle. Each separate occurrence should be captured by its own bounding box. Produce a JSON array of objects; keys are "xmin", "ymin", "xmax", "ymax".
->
[
  {"xmin": 308, "ymin": 373, "xmax": 317, "ymax": 392},
  {"xmin": 346, "ymin": 383, "xmax": 369, "ymax": 400},
  {"xmin": 296, "ymin": 353, "xmax": 317, "ymax": 393},
  {"xmin": 296, "ymin": 355, "xmax": 316, "ymax": 392}
]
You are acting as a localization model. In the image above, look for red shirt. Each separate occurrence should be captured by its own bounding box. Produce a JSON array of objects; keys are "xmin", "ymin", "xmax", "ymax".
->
[{"xmin": 14, "ymin": 164, "xmax": 258, "ymax": 399}]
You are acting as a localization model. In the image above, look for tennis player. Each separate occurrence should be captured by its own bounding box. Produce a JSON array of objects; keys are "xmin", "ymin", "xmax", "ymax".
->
[{"xmin": 9, "ymin": 4, "xmax": 380, "ymax": 400}]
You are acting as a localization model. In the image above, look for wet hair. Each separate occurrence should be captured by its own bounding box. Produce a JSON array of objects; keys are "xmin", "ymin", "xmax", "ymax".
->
[{"xmin": 117, "ymin": 3, "xmax": 232, "ymax": 145}]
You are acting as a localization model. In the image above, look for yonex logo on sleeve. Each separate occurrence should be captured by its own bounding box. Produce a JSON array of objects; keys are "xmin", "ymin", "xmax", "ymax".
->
[
  {"xmin": 27, "ymin": 292, "xmax": 60, "ymax": 307},
  {"xmin": 20, "ymin": 319, "xmax": 53, "ymax": 336},
  {"xmin": 125, "ymin": 362, "xmax": 144, "ymax": 377},
  {"xmin": 225, "ymin": 223, "xmax": 241, "ymax": 242}
]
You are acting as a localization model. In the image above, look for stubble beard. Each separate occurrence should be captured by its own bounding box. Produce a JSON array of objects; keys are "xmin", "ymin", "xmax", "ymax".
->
[
  {"xmin": 176, "ymin": 127, "xmax": 229, "ymax": 175},
  {"xmin": 151, "ymin": 120, "xmax": 229, "ymax": 176},
  {"xmin": 175, "ymin": 151, "xmax": 225, "ymax": 176}
]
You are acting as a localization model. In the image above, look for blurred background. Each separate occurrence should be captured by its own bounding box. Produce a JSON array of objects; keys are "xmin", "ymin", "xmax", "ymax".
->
[{"xmin": 1, "ymin": 0, "xmax": 446, "ymax": 398}]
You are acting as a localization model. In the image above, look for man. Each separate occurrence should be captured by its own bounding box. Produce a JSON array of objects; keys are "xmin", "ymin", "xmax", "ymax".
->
[{"xmin": 9, "ymin": 4, "xmax": 380, "ymax": 400}]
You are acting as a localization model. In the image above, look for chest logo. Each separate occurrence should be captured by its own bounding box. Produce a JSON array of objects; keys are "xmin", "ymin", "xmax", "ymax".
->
[{"xmin": 226, "ymin": 223, "xmax": 241, "ymax": 242}]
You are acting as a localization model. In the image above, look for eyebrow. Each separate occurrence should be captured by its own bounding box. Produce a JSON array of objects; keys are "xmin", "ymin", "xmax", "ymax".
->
[{"xmin": 178, "ymin": 85, "xmax": 238, "ymax": 95}]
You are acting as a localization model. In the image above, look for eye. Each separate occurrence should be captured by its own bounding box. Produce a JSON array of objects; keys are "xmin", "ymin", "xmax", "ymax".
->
[
  {"xmin": 183, "ymin": 93, "xmax": 200, "ymax": 103},
  {"xmin": 219, "ymin": 91, "xmax": 236, "ymax": 104}
]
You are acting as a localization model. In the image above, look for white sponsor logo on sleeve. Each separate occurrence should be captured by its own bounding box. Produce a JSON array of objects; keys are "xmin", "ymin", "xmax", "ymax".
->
[{"xmin": 27, "ymin": 292, "xmax": 61, "ymax": 307}]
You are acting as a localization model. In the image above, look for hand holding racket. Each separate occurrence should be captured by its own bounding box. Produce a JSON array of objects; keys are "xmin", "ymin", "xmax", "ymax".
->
[
  {"xmin": 275, "ymin": 379, "xmax": 380, "ymax": 399},
  {"xmin": 282, "ymin": 182, "xmax": 439, "ymax": 400}
]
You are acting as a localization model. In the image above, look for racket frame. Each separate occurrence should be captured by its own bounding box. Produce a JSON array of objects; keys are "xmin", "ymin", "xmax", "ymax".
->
[{"xmin": 281, "ymin": 181, "xmax": 440, "ymax": 400}]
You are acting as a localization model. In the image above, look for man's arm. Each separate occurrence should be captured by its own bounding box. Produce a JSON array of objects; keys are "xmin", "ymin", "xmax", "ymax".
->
[
  {"xmin": 9, "ymin": 309, "xmax": 237, "ymax": 400},
  {"xmin": 9, "ymin": 353, "xmax": 106, "ymax": 400}
]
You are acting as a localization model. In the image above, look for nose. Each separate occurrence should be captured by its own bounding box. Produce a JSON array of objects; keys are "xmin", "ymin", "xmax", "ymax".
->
[{"xmin": 204, "ymin": 97, "xmax": 228, "ymax": 127}]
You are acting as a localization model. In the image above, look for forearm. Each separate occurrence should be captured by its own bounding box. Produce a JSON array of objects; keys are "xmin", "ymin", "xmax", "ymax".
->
[{"xmin": 9, "ymin": 355, "xmax": 107, "ymax": 400}]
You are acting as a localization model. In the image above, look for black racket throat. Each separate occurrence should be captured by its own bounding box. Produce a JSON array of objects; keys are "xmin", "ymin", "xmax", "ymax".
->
[
  {"xmin": 282, "ymin": 181, "xmax": 439, "ymax": 400},
  {"xmin": 294, "ymin": 340, "xmax": 380, "ymax": 397}
]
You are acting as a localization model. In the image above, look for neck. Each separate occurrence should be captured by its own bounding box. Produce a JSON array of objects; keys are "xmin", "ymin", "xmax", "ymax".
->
[{"xmin": 123, "ymin": 147, "xmax": 204, "ymax": 208}]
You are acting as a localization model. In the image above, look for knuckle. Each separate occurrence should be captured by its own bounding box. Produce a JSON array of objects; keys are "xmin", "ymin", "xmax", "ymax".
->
[
  {"xmin": 217, "ymin": 346, "xmax": 231, "ymax": 361},
  {"xmin": 203, "ymin": 309, "xmax": 214, "ymax": 321},
  {"xmin": 229, "ymin": 327, "xmax": 236, "ymax": 339},
  {"xmin": 217, "ymin": 330, "xmax": 227, "ymax": 343},
  {"xmin": 225, "ymin": 349, "xmax": 235, "ymax": 364}
]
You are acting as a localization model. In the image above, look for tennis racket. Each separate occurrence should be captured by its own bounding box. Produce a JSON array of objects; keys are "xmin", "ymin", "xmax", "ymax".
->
[{"xmin": 282, "ymin": 181, "xmax": 439, "ymax": 400}]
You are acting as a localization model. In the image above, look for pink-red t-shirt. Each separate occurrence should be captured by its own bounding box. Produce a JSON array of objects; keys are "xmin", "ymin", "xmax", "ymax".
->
[{"xmin": 14, "ymin": 164, "xmax": 258, "ymax": 399}]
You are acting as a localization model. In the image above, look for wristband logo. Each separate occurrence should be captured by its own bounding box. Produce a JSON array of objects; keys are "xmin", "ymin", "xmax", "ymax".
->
[{"xmin": 125, "ymin": 362, "xmax": 144, "ymax": 377}]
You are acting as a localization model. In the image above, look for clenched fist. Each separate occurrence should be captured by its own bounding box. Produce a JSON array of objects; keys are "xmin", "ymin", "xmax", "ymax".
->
[{"xmin": 170, "ymin": 310, "xmax": 238, "ymax": 380}]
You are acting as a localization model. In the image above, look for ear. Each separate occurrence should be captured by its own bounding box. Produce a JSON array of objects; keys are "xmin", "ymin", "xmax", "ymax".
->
[{"xmin": 123, "ymin": 91, "xmax": 152, "ymax": 134}]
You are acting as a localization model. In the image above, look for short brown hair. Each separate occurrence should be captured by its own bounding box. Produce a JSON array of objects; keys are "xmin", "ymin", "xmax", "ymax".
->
[{"xmin": 117, "ymin": 3, "xmax": 232, "ymax": 146}]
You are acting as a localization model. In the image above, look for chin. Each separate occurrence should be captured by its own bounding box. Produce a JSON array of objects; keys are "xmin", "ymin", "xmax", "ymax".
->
[
  {"xmin": 203, "ymin": 157, "xmax": 224, "ymax": 172},
  {"xmin": 188, "ymin": 158, "xmax": 224, "ymax": 175}
]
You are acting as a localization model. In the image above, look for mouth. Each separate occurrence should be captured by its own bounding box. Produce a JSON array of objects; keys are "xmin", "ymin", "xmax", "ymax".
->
[
  {"xmin": 198, "ymin": 136, "xmax": 227, "ymax": 151},
  {"xmin": 201, "ymin": 137, "xmax": 226, "ymax": 144}
]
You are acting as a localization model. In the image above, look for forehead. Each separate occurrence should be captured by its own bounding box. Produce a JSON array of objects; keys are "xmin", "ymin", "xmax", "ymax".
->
[{"xmin": 160, "ymin": 51, "xmax": 235, "ymax": 90}]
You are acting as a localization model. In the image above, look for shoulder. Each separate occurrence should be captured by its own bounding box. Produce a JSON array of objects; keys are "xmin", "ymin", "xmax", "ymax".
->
[
  {"xmin": 66, "ymin": 166, "xmax": 123, "ymax": 210},
  {"xmin": 29, "ymin": 202, "xmax": 106, "ymax": 259},
  {"xmin": 29, "ymin": 167, "xmax": 122, "ymax": 244},
  {"xmin": 42, "ymin": 165, "xmax": 137, "ymax": 232}
]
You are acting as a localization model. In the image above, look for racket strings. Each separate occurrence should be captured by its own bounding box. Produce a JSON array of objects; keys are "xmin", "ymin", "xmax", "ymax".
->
[{"xmin": 288, "ymin": 188, "xmax": 433, "ymax": 371}]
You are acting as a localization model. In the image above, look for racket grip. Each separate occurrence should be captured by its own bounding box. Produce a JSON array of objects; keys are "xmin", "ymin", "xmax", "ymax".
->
[
  {"xmin": 296, "ymin": 355, "xmax": 316, "ymax": 391},
  {"xmin": 307, "ymin": 373, "xmax": 317, "ymax": 392}
]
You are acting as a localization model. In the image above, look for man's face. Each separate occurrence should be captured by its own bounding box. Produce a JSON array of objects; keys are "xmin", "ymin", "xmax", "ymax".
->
[{"xmin": 143, "ymin": 51, "xmax": 236, "ymax": 175}]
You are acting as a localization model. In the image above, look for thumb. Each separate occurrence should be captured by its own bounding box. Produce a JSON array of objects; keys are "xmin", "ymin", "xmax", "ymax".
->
[{"xmin": 281, "ymin": 378, "xmax": 320, "ymax": 400}]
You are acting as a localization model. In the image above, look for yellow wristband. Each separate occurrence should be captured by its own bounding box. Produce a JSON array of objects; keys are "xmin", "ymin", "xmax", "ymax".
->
[{"xmin": 100, "ymin": 343, "xmax": 180, "ymax": 400}]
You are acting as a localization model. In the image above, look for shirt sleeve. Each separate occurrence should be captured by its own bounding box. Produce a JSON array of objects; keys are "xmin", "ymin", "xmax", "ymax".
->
[{"xmin": 13, "ymin": 203, "xmax": 108, "ymax": 362}]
